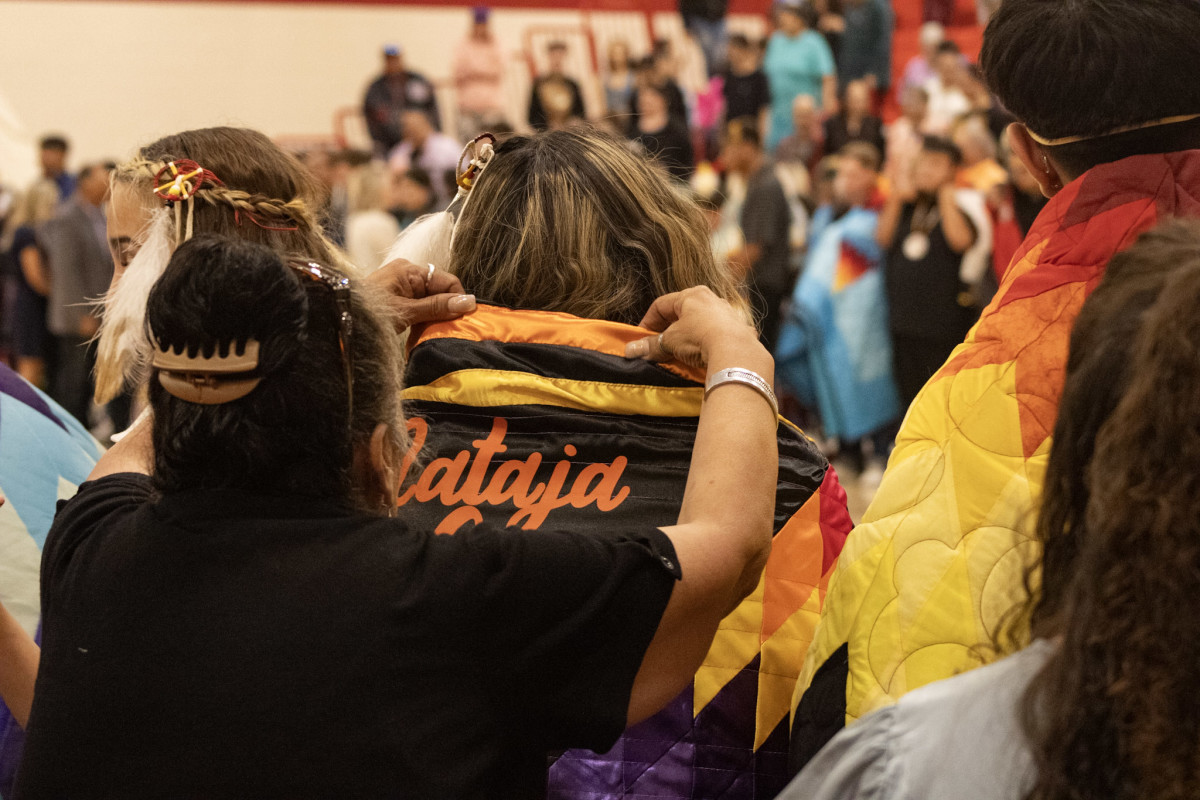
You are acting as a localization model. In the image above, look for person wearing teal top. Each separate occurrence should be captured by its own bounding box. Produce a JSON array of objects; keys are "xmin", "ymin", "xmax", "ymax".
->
[{"xmin": 764, "ymin": 1, "xmax": 837, "ymax": 151}]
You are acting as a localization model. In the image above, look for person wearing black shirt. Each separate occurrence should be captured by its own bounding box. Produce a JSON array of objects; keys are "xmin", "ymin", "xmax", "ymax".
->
[
  {"xmin": 628, "ymin": 46, "xmax": 689, "ymax": 133},
  {"xmin": 823, "ymin": 79, "xmax": 886, "ymax": 160},
  {"xmin": 362, "ymin": 44, "xmax": 440, "ymax": 157},
  {"xmin": 722, "ymin": 34, "xmax": 771, "ymax": 135},
  {"xmin": 4, "ymin": 230, "xmax": 780, "ymax": 796},
  {"xmin": 634, "ymin": 84, "xmax": 695, "ymax": 181},
  {"xmin": 877, "ymin": 137, "xmax": 978, "ymax": 406},
  {"xmin": 528, "ymin": 41, "xmax": 587, "ymax": 130},
  {"xmin": 722, "ymin": 119, "xmax": 793, "ymax": 350}
]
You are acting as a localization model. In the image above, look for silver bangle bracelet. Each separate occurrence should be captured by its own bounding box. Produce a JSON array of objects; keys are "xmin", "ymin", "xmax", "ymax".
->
[{"xmin": 704, "ymin": 367, "xmax": 779, "ymax": 418}]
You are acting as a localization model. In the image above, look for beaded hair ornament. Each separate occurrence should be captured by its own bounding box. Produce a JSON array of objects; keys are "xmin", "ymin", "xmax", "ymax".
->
[
  {"xmin": 382, "ymin": 133, "xmax": 496, "ymax": 268},
  {"xmin": 94, "ymin": 157, "xmax": 312, "ymax": 405}
]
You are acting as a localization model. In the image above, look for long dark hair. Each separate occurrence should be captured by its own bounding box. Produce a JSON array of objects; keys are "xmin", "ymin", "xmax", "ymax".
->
[
  {"xmin": 146, "ymin": 234, "xmax": 403, "ymax": 507},
  {"xmin": 1022, "ymin": 219, "xmax": 1200, "ymax": 800}
]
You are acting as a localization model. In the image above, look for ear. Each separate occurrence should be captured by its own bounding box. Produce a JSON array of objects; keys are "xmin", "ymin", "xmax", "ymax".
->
[
  {"xmin": 368, "ymin": 422, "xmax": 400, "ymax": 514},
  {"xmin": 1008, "ymin": 123, "xmax": 1064, "ymax": 199}
]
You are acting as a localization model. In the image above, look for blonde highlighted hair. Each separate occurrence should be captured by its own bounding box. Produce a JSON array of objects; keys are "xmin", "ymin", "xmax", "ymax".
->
[{"xmin": 449, "ymin": 127, "xmax": 746, "ymax": 326}]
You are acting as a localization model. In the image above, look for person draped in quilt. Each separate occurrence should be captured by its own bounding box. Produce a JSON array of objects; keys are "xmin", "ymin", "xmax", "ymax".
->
[
  {"xmin": 0, "ymin": 366, "xmax": 100, "ymax": 799},
  {"xmin": 790, "ymin": 0, "xmax": 1200, "ymax": 770},
  {"xmin": 386, "ymin": 127, "xmax": 853, "ymax": 799}
]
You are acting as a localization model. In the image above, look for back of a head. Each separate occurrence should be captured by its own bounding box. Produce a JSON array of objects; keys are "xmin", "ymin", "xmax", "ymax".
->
[
  {"xmin": 98, "ymin": 126, "xmax": 351, "ymax": 405},
  {"xmin": 146, "ymin": 234, "xmax": 403, "ymax": 505},
  {"xmin": 449, "ymin": 127, "xmax": 743, "ymax": 326},
  {"xmin": 1032, "ymin": 219, "xmax": 1200, "ymax": 637},
  {"xmin": 1023, "ymin": 218, "xmax": 1200, "ymax": 800},
  {"xmin": 981, "ymin": 0, "xmax": 1200, "ymax": 175}
]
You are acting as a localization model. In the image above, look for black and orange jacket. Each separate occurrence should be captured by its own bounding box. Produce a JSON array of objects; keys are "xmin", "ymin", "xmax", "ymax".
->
[{"xmin": 399, "ymin": 304, "xmax": 852, "ymax": 799}]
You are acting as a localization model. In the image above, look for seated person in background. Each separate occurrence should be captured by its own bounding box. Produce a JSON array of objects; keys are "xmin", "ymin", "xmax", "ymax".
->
[
  {"xmin": 386, "ymin": 126, "xmax": 853, "ymax": 800},
  {"xmin": 4, "ymin": 230, "xmax": 783, "ymax": 797},
  {"xmin": 953, "ymin": 113, "xmax": 1008, "ymax": 194},
  {"xmin": 776, "ymin": 94, "xmax": 825, "ymax": 172},
  {"xmin": 790, "ymin": 0, "xmax": 1200, "ymax": 773},
  {"xmin": 388, "ymin": 167, "xmax": 437, "ymax": 231},
  {"xmin": 785, "ymin": 219, "xmax": 1200, "ymax": 800},
  {"xmin": 776, "ymin": 142, "xmax": 898, "ymax": 476},
  {"xmin": 386, "ymin": 110, "xmax": 462, "ymax": 207},
  {"xmin": 632, "ymin": 83, "xmax": 695, "ymax": 181},
  {"xmin": 344, "ymin": 161, "xmax": 401, "ymax": 272},
  {"xmin": 528, "ymin": 40, "xmax": 587, "ymax": 131},
  {"xmin": 721, "ymin": 33, "xmax": 771, "ymax": 138},
  {"xmin": 824, "ymin": 80, "xmax": 886, "ymax": 162},
  {"xmin": 877, "ymin": 136, "xmax": 979, "ymax": 407},
  {"xmin": 0, "ymin": 363, "xmax": 101, "ymax": 797}
]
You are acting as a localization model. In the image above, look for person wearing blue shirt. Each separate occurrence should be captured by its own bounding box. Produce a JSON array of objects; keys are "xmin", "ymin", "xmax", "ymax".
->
[{"xmin": 764, "ymin": 1, "xmax": 837, "ymax": 151}]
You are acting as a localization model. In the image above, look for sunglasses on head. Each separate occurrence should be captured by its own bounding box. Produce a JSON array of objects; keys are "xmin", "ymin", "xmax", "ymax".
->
[{"xmin": 288, "ymin": 259, "xmax": 354, "ymax": 429}]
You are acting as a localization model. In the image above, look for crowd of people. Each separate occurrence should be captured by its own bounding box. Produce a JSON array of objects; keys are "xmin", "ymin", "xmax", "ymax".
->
[{"xmin": 1, "ymin": 0, "xmax": 1200, "ymax": 798}]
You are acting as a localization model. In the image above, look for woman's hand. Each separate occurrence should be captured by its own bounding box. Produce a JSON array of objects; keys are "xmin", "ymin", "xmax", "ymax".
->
[
  {"xmin": 624, "ymin": 286, "xmax": 762, "ymax": 371},
  {"xmin": 365, "ymin": 259, "xmax": 476, "ymax": 330}
]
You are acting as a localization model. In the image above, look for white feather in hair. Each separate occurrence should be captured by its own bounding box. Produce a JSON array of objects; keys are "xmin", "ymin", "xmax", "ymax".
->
[
  {"xmin": 93, "ymin": 208, "xmax": 174, "ymax": 403},
  {"xmin": 380, "ymin": 210, "xmax": 456, "ymax": 272}
]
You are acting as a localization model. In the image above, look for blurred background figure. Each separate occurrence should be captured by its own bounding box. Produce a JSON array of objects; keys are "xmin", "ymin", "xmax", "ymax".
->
[
  {"xmin": 2, "ymin": 181, "xmax": 58, "ymax": 389},
  {"xmin": 600, "ymin": 39, "xmax": 637, "ymax": 125},
  {"xmin": 922, "ymin": 40, "xmax": 970, "ymax": 135},
  {"xmin": 40, "ymin": 163, "xmax": 113, "ymax": 428},
  {"xmin": 632, "ymin": 84, "xmax": 694, "ymax": 181},
  {"xmin": 833, "ymin": 0, "xmax": 894, "ymax": 106},
  {"xmin": 721, "ymin": 33, "xmax": 770, "ymax": 139},
  {"xmin": 37, "ymin": 136, "xmax": 74, "ymax": 202},
  {"xmin": 900, "ymin": 21, "xmax": 944, "ymax": 94},
  {"xmin": 988, "ymin": 130, "xmax": 1048, "ymax": 284},
  {"xmin": 452, "ymin": 7, "xmax": 507, "ymax": 140},
  {"xmin": 300, "ymin": 148, "xmax": 350, "ymax": 249},
  {"xmin": 877, "ymin": 136, "xmax": 979, "ymax": 408},
  {"xmin": 824, "ymin": 79, "xmax": 885, "ymax": 158},
  {"xmin": 387, "ymin": 110, "xmax": 461, "ymax": 206},
  {"xmin": 528, "ymin": 40, "xmax": 586, "ymax": 130},
  {"xmin": 629, "ymin": 42, "xmax": 689, "ymax": 133},
  {"xmin": 776, "ymin": 94, "xmax": 824, "ymax": 172},
  {"xmin": 953, "ymin": 114, "xmax": 1006, "ymax": 194},
  {"xmin": 362, "ymin": 43, "xmax": 440, "ymax": 157},
  {"xmin": 777, "ymin": 142, "xmax": 897, "ymax": 476},
  {"xmin": 344, "ymin": 161, "xmax": 401, "ymax": 273},
  {"xmin": 764, "ymin": 0, "xmax": 837, "ymax": 151},
  {"xmin": 388, "ymin": 167, "xmax": 438, "ymax": 231},
  {"xmin": 679, "ymin": 0, "xmax": 728, "ymax": 78},
  {"xmin": 885, "ymin": 85, "xmax": 928, "ymax": 191},
  {"xmin": 722, "ymin": 118, "xmax": 792, "ymax": 351}
]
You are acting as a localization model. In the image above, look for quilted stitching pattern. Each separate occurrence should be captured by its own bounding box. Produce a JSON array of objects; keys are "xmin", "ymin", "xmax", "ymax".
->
[{"xmin": 791, "ymin": 151, "xmax": 1200, "ymax": 737}]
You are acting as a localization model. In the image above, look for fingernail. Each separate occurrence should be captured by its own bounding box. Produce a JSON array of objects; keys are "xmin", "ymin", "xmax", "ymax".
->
[
  {"xmin": 448, "ymin": 294, "xmax": 476, "ymax": 313},
  {"xmin": 625, "ymin": 339, "xmax": 648, "ymax": 358}
]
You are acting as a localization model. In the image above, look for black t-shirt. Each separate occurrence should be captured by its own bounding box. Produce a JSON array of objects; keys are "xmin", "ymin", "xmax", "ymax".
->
[
  {"xmin": 722, "ymin": 69, "xmax": 770, "ymax": 123},
  {"xmin": 885, "ymin": 199, "xmax": 977, "ymax": 342},
  {"xmin": 636, "ymin": 120, "xmax": 696, "ymax": 181},
  {"xmin": 741, "ymin": 164, "xmax": 793, "ymax": 295},
  {"xmin": 15, "ymin": 474, "xmax": 678, "ymax": 799}
]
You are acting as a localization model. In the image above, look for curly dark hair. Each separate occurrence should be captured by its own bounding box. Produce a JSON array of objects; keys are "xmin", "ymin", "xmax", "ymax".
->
[{"xmin": 1022, "ymin": 220, "xmax": 1200, "ymax": 800}]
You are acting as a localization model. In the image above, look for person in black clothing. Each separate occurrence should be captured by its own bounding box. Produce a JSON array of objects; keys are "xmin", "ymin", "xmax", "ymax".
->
[
  {"xmin": 877, "ymin": 136, "xmax": 979, "ymax": 406},
  {"xmin": 628, "ymin": 45, "xmax": 689, "ymax": 133},
  {"xmin": 823, "ymin": 79, "xmax": 886, "ymax": 159},
  {"xmin": 362, "ymin": 44, "xmax": 440, "ymax": 157},
  {"xmin": 633, "ymin": 84, "xmax": 695, "ymax": 181},
  {"xmin": 722, "ymin": 118, "xmax": 793, "ymax": 350},
  {"xmin": 722, "ymin": 34, "xmax": 771, "ymax": 136},
  {"xmin": 528, "ymin": 41, "xmax": 587, "ymax": 130},
  {"xmin": 680, "ymin": 0, "xmax": 729, "ymax": 77},
  {"xmin": 3, "ymin": 225, "xmax": 780, "ymax": 796}
]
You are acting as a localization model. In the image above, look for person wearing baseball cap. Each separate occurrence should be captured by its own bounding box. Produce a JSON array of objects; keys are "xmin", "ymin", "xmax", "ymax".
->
[{"xmin": 363, "ymin": 41, "xmax": 440, "ymax": 157}]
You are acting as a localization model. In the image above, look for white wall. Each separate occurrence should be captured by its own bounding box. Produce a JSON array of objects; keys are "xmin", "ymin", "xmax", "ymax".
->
[{"xmin": 0, "ymin": 1, "xmax": 765, "ymax": 186}]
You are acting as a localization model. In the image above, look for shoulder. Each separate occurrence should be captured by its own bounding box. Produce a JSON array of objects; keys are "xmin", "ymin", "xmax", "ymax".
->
[
  {"xmin": 783, "ymin": 705, "xmax": 901, "ymax": 800},
  {"xmin": 42, "ymin": 474, "xmax": 154, "ymax": 585}
]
